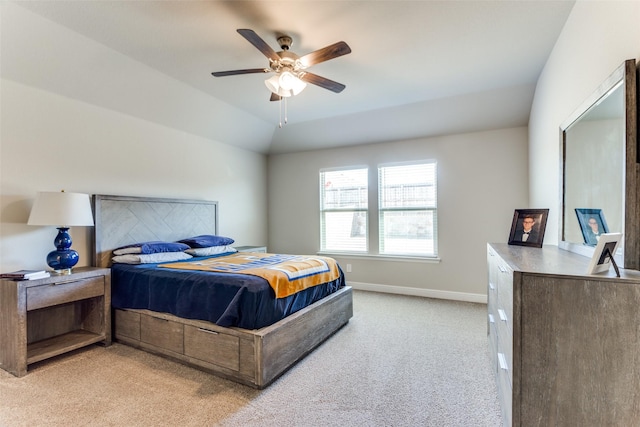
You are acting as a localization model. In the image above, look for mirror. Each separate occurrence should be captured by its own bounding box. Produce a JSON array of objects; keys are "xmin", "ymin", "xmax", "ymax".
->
[{"xmin": 560, "ymin": 59, "xmax": 638, "ymax": 269}]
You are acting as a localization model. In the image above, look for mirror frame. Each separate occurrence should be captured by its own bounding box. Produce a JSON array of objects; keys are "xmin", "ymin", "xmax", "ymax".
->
[{"xmin": 559, "ymin": 59, "xmax": 638, "ymax": 269}]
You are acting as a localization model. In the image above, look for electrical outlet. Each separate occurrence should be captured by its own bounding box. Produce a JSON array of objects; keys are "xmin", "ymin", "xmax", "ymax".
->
[{"xmin": 346, "ymin": 263, "xmax": 352, "ymax": 273}]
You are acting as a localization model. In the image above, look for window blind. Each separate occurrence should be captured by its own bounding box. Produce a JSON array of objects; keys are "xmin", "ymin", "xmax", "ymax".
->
[
  {"xmin": 378, "ymin": 161, "xmax": 437, "ymax": 256},
  {"xmin": 320, "ymin": 168, "xmax": 368, "ymax": 252}
]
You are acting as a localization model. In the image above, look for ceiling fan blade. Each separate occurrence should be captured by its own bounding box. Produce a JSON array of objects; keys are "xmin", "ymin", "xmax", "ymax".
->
[
  {"xmin": 212, "ymin": 68, "xmax": 268, "ymax": 77},
  {"xmin": 300, "ymin": 72, "xmax": 346, "ymax": 93},
  {"xmin": 237, "ymin": 29, "xmax": 279, "ymax": 62},
  {"xmin": 299, "ymin": 41, "xmax": 351, "ymax": 68},
  {"xmin": 270, "ymin": 93, "xmax": 282, "ymax": 102}
]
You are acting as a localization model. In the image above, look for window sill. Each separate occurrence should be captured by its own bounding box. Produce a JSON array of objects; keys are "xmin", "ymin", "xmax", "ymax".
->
[{"xmin": 317, "ymin": 251, "xmax": 441, "ymax": 263}]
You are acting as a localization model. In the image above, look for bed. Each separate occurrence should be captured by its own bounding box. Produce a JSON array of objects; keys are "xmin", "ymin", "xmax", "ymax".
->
[{"xmin": 92, "ymin": 194, "xmax": 353, "ymax": 388}]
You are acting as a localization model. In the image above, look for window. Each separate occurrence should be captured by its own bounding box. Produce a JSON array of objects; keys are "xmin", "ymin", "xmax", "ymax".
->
[
  {"xmin": 320, "ymin": 161, "xmax": 437, "ymax": 258},
  {"xmin": 378, "ymin": 161, "xmax": 437, "ymax": 256},
  {"xmin": 320, "ymin": 168, "xmax": 368, "ymax": 252}
]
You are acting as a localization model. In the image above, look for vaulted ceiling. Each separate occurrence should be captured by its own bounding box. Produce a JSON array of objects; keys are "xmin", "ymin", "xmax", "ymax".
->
[{"xmin": 8, "ymin": 1, "xmax": 575, "ymax": 154}]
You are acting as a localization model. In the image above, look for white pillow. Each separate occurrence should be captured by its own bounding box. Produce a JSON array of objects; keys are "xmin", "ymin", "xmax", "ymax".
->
[
  {"xmin": 185, "ymin": 245, "xmax": 237, "ymax": 257},
  {"xmin": 113, "ymin": 247, "xmax": 142, "ymax": 255},
  {"xmin": 113, "ymin": 241, "xmax": 189, "ymax": 255},
  {"xmin": 112, "ymin": 252, "xmax": 192, "ymax": 264}
]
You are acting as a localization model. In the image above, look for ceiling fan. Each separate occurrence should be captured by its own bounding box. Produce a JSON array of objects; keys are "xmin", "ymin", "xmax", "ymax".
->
[{"xmin": 212, "ymin": 29, "xmax": 351, "ymax": 101}]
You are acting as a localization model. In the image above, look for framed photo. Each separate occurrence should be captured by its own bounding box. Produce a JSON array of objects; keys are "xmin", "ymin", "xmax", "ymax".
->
[
  {"xmin": 508, "ymin": 209, "xmax": 549, "ymax": 248},
  {"xmin": 587, "ymin": 232, "xmax": 622, "ymax": 275},
  {"xmin": 575, "ymin": 208, "xmax": 609, "ymax": 246}
]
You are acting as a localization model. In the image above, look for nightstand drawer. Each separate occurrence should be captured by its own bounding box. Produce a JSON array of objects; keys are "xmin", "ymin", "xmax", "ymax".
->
[{"xmin": 26, "ymin": 277, "xmax": 104, "ymax": 311}]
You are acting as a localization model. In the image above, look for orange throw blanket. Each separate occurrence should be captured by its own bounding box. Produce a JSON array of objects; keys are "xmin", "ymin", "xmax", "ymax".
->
[{"xmin": 159, "ymin": 252, "xmax": 341, "ymax": 298}]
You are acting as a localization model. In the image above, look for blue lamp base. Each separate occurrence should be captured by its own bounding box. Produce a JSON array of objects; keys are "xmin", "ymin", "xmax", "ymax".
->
[{"xmin": 46, "ymin": 227, "xmax": 79, "ymax": 274}]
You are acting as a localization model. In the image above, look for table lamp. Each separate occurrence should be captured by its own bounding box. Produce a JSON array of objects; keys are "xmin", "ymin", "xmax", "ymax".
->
[{"xmin": 28, "ymin": 191, "xmax": 94, "ymax": 274}]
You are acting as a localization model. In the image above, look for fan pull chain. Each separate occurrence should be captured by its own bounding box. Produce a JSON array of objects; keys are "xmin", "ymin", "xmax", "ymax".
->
[
  {"xmin": 284, "ymin": 97, "xmax": 288, "ymax": 125},
  {"xmin": 278, "ymin": 96, "xmax": 289, "ymax": 128}
]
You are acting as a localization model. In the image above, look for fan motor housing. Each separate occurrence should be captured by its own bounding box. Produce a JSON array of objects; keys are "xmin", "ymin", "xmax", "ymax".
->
[{"xmin": 277, "ymin": 36, "xmax": 293, "ymax": 50}]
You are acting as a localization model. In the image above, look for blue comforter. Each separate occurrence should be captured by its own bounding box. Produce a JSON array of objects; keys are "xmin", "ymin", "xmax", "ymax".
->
[{"xmin": 111, "ymin": 256, "xmax": 345, "ymax": 330}]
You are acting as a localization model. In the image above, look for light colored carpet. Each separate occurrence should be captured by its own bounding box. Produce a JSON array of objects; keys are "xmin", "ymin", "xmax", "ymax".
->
[{"xmin": 0, "ymin": 290, "xmax": 503, "ymax": 426}]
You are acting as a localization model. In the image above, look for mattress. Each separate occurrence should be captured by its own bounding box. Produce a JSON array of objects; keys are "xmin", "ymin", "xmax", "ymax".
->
[{"xmin": 110, "ymin": 256, "xmax": 345, "ymax": 330}]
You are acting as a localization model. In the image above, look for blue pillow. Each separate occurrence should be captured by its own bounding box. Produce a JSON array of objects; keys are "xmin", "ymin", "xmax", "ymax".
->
[
  {"xmin": 113, "ymin": 241, "xmax": 190, "ymax": 255},
  {"xmin": 178, "ymin": 234, "xmax": 235, "ymax": 248}
]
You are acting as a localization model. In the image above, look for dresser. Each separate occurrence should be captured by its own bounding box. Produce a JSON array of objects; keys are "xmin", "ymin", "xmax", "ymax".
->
[{"xmin": 487, "ymin": 243, "xmax": 640, "ymax": 426}]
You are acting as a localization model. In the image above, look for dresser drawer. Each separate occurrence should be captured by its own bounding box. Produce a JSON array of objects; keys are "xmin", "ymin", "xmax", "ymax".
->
[
  {"xmin": 487, "ymin": 277, "xmax": 498, "ymax": 312},
  {"xmin": 497, "ymin": 351, "xmax": 513, "ymax": 427},
  {"xmin": 488, "ymin": 249, "xmax": 499, "ymax": 297},
  {"xmin": 496, "ymin": 262, "xmax": 513, "ymax": 331},
  {"xmin": 141, "ymin": 314, "xmax": 184, "ymax": 354},
  {"xmin": 488, "ymin": 313, "xmax": 498, "ymax": 373},
  {"xmin": 184, "ymin": 325, "xmax": 240, "ymax": 371},
  {"xmin": 26, "ymin": 277, "xmax": 104, "ymax": 311},
  {"xmin": 496, "ymin": 311, "xmax": 513, "ymax": 383}
]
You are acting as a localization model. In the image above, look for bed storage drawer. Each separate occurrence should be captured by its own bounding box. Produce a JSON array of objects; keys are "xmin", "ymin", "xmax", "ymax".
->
[
  {"xmin": 184, "ymin": 325, "xmax": 240, "ymax": 371},
  {"xmin": 27, "ymin": 277, "xmax": 104, "ymax": 311},
  {"xmin": 141, "ymin": 314, "xmax": 184, "ymax": 354},
  {"xmin": 115, "ymin": 309, "xmax": 141, "ymax": 340}
]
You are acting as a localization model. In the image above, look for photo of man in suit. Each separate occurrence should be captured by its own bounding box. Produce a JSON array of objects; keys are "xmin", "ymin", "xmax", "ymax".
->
[
  {"xmin": 576, "ymin": 209, "xmax": 609, "ymax": 247},
  {"xmin": 513, "ymin": 215, "xmax": 539, "ymax": 243},
  {"xmin": 509, "ymin": 209, "xmax": 548, "ymax": 247},
  {"xmin": 581, "ymin": 215, "xmax": 607, "ymax": 246}
]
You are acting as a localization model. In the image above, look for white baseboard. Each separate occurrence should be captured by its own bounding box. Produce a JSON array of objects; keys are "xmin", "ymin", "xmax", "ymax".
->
[{"xmin": 347, "ymin": 281, "xmax": 487, "ymax": 304}]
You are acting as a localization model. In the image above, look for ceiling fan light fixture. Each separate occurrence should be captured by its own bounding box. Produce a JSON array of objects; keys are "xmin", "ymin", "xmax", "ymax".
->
[
  {"xmin": 265, "ymin": 71, "xmax": 306, "ymax": 97},
  {"xmin": 286, "ymin": 73, "xmax": 307, "ymax": 96},
  {"xmin": 278, "ymin": 71, "xmax": 296, "ymax": 90}
]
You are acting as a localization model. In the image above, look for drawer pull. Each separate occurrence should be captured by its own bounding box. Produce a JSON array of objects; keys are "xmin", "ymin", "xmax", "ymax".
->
[
  {"xmin": 488, "ymin": 314, "xmax": 495, "ymax": 324},
  {"xmin": 498, "ymin": 353, "xmax": 509, "ymax": 371},
  {"xmin": 51, "ymin": 279, "xmax": 81, "ymax": 286},
  {"xmin": 498, "ymin": 309, "xmax": 508, "ymax": 322},
  {"xmin": 489, "ymin": 282, "xmax": 496, "ymax": 291},
  {"xmin": 197, "ymin": 328, "xmax": 218, "ymax": 335}
]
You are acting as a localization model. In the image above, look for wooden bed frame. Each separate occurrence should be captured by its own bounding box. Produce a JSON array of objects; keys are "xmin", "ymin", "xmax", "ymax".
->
[{"xmin": 92, "ymin": 194, "xmax": 353, "ymax": 388}]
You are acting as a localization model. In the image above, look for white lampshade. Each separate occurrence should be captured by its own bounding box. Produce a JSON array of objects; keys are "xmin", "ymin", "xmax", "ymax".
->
[{"xmin": 28, "ymin": 191, "xmax": 94, "ymax": 227}]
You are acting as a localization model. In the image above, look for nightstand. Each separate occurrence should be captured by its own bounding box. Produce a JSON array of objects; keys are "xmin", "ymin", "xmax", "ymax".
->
[
  {"xmin": 235, "ymin": 245, "xmax": 268, "ymax": 253},
  {"xmin": 0, "ymin": 267, "xmax": 111, "ymax": 377}
]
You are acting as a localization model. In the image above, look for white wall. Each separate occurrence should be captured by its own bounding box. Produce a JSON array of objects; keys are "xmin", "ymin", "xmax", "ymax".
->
[
  {"xmin": 529, "ymin": 0, "xmax": 640, "ymax": 244},
  {"xmin": 0, "ymin": 4, "xmax": 268, "ymax": 272},
  {"xmin": 268, "ymin": 127, "xmax": 529, "ymax": 300}
]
